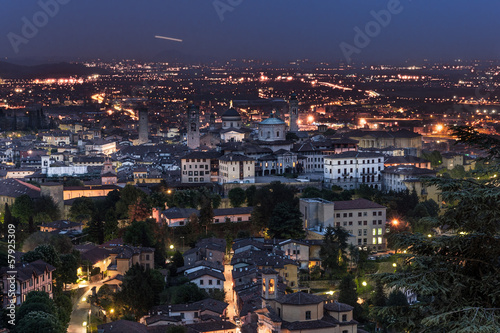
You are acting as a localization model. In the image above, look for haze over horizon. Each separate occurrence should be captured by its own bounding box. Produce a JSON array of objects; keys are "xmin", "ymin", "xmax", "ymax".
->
[{"xmin": 1, "ymin": 0, "xmax": 500, "ymax": 64}]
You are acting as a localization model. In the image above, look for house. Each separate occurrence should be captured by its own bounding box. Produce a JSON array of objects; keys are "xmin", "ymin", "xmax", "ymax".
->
[
  {"xmin": 39, "ymin": 220, "xmax": 83, "ymax": 233},
  {"xmin": 97, "ymin": 320, "xmax": 148, "ymax": 333},
  {"xmin": 183, "ymin": 238, "xmax": 226, "ymax": 267},
  {"xmin": 152, "ymin": 298, "xmax": 228, "ymax": 325},
  {"xmin": 218, "ymin": 153, "xmax": 255, "ymax": 185},
  {"xmin": 301, "ymin": 198, "xmax": 387, "ymax": 251},
  {"xmin": 0, "ymin": 260, "xmax": 56, "ymax": 307},
  {"xmin": 0, "ymin": 178, "xmax": 40, "ymax": 208},
  {"xmin": 382, "ymin": 165, "xmax": 439, "ymax": 202},
  {"xmin": 158, "ymin": 206, "xmax": 253, "ymax": 227},
  {"xmin": 324, "ymin": 152, "xmax": 385, "ymax": 190},
  {"xmin": 180, "ymin": 151, "xmax": 222, "ymax": 184},
  {"xmin": 186, "ymin": 268, "xmax": 225, "ymax": 292},
  {"xmin": 106, "ymin": 245, "xmax": 155, "ymax": 277}
]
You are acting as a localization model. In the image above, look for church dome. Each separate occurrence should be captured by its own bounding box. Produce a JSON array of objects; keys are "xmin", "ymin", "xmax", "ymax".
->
[
  {"xmin": 221, "ymin": 107, "xmax": 241, "ymax": 121},
  {"xmin": 260, "ymin": 116, "xmax": 285, "ymax": 125}
]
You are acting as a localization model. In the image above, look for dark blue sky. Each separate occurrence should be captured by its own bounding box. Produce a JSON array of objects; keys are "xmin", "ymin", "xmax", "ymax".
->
[{"xmin": 1, "ymin": 0, "xmax": 499, "ymax": 63}]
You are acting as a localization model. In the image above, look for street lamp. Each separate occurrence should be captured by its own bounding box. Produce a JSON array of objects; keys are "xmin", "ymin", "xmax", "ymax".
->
[
  {"xmin": 88, "ymin": 309, "xmax": 91, "ymax": 333},
  {"xmin": 392, "ymin": 263, "xmax": 397, "ymax": 267},
  {"xmin": 362, "ymin": 281, "xmax": 367, "ymax": 287},
  {"xmin": 169, "ymin": 244, "xmax": 174, "ymax": 250}
]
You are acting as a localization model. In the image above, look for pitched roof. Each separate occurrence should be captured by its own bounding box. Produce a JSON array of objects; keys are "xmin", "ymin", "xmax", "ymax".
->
[
  {"xmin": 186, "ymin": 268, "xmax": 225, "ymax": 281},
  {"xmin": 185, "ymin": 321, "xmax": 237, "ymax": 333},
  {"xmin": 167, "ymin": 298, "xmax": 228, "ymax": 314},
  {"xmin": 324, "ymin": 301, "xmax": 354, "ymax": 312},
  {"xmin": 0, "ymin": 178, "xmax": 41, "ymax": 199},
  {"xmin": 0, "ymin": 260, "xmax": 56, "ymax": 282},
  {"xmin": 219, "ymin": 153, "xmax": 254, "ymax": 162},
  {"xmin": 182, "ymin": 151, "xmax": 222, "ymax": 160},
  {"xmin": 277, "ymin": 292, "xmax": 323, "ymax": 305},
  {"xmin": 97, "ymin": 320, "xmax": 147, "ymax": 333},
  {"xmin": 40, "ymin": 220, "xmax": 82, "ymax": 230}
]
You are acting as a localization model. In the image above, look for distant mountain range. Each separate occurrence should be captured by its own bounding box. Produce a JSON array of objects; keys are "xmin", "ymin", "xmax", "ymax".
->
[{"xmin": 0, "ymin": 61, "xmax": 109, "ymax": 79}]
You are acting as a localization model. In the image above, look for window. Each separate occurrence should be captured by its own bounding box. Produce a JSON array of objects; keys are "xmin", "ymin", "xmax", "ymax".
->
[
  {"xmin": 343, "ymin": 222, "xmax": 347, "ymax": 226},
  {"xmin": 180, "ymin": 313, "xmax": 185, "ymax": 319},
  {"xmin": 378, "ymin": 211, "xmax": 382, "ymax": 216},
  {"xmin": 336, "ymin": 213, "xmax": 341, "ymax": 218},
  {"xmin": 358, "ymin": 221, "xmax": 362, "ymax": 226},
  {"xmin": 342, "ymin": 314, "xmax": 347, "ymax": 322},
  {"xmin": 363, "ymin": 229, "xmax": 367, "ymax": 236},
  {"xmin": 343, "ymin": 213, "xmax": 347, "ymax": 217},
  {"xmin": 217, "ymin": 280, "xmax": 221, "ymax": 285},
  {"xmin": 237, "ymin": 217, "xmax": 242, "ymax": 222},
  {"xmin": 358, "ymin": 230, "xmax": 362, "ymax": 236},
  {"xmin": 363, "ymin": 212, "xmax": 367, "ymax": 216},
  {"xmin": 349, "ymin": 221, "xmax": 353, "ymax": 226},
  {"xmin": 194, "ymin": 312, "xmax": 198, "ymax": 318},
  {"xmin": 373, "ymin": 212, "xmax": 377, "ymax": 216},
  {"xmin": 306, "ymin": 311, "xmax": 311, "ymax": 320},
  {"xmin": 146, "ymin": 254, "xmax": 150, "ymax": 260},
  {"xmin": 363, "ymin": 221, "xmax": 367, "ymax": 225},
  {"xmin": 358, "ymin": 212, "xmax": 362, "ymax": 217},
  {"xmin": 200, "ymin": 280, "xmax": 204, "ymax": 285},
  {"xmin": 209, "ymin": 280, "xmax": 213, "ymax": 285},
  {"xmin": 373, "ymin": 220, "xmax": 377, "ymax": 225},
  {"xmin": 349, "ymin": 213, "xmax": 353, "ymax": 217}
]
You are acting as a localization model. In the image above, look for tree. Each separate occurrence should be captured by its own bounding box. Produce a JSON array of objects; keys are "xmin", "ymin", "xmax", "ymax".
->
[
  {"xmin": 53, "ymin": 293, "xmax": 72, "ymax": 329},
  {"xmin": 69, "ymin": 197, "xmax": 95, "ymax": 222},
  {"xmin": 228, "ymin": 187, "xmax": 246, "ymax": 207},
  {"xmin": 16, "ymin": 311, "xmax": 64, "ymax": 333},
  {"xmin": 22, "ymin": 244, "xmax": 61, "ymax": 268},
  {"xmin": 123, "ymin": 220, "xmax": 155, "ymax": 248},
  {"xmin": 372, "ymin": 281, "xmax": 387, "ymax": 307},
  {"xmin": 267, "ymin": 202, "xmax": 305, "ymax": 239},
  {"xmin": 198, "ymin": 196, "xmax": 214, "ymax": 232},
  {"xmin": 386, "ymin": 290, "xmax": 409, "ymax": 307},
  {"xmin": 320, "ymin": 226, "xmax": 350, "ymax": 275},
  {"xmin": 116, "ymin": 185, "xmax": 144, "ymax": 219},
  {"xmin": 374, "ymin": 126, "xmax": 500, "ymax": 332},
  {"xmin": 3, "ymin": 203, "xmax": 12, "ymax": 238},
  {"xmin": 211, "ymin": 193, "xmax": 222, "ymax": 209},
  {"xmin": 338, "ymin": 274, "xmax": 358, "ymax": 307},
  {"xmin": 33, "ymin": 195, "xmax": 60, "ymax": 221},
  {"xmin": 251, "ymin": 182, "xmax": 297, "ymax": 229},
  {"xmin": 11, "ymin": 194, "xmax": 33, "ymax": 224},
  {"xmin": 86, "ymin": 217, "xmax": 105, "ymax": 244},
  {"xmin": 128, "ymin": 197, "xmax": 150, "ymax": 221},
  {"xmin": 22, "ymin": 232, "xmax": 73, "ymax": 254},
  {"xmin": 58, "ymin": 253, "xmax": 79, "ymax": 288},
  {"xmin": 161, "ymin": 283, "xmax": 208, "ymax": 305},
  {"xmin": 245, "ymin": 185, "xmax": 257, "ymax": 206},
  {"xmin": 422, "ymin": 150, "xmax": 443, "ymax": 167},
  {"xmin": 116, "ymin": 264, "xmax": 165, "ymax": 319}
]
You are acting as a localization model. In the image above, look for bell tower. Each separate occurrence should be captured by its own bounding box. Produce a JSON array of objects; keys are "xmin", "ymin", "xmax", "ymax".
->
[
  {"xmin": 261, "ymin": 269, "xmax": 279, "ymax": 308},
  {"xmin": 187, "ymin": 103, "xmax": 200, "ymax": 149},
  {"xmin": 289, "ymin": 92, "xmax": 299, "ymax": 132}
]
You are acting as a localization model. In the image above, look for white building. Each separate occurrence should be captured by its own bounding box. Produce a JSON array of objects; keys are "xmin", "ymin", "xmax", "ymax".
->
[
  {"xmin": 218, "ymin": 153, "xmax": 255, "ymax": 184},
  {"xmin": 300, "ymin": 198, "xmax": 387, "ymax": 251},
  {"xmin": 382, "ymin": 165, "xmax": 436, "ymax": 193},
  {"xmin": 324, "ymin": 151, "xmax": 384, "ymax": 190},
  {"xmin": 180, "ymin": 151, "xmax": 222, "ymax": 184}
]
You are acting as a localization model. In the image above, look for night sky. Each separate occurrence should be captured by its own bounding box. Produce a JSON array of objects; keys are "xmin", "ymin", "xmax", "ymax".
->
[{"xmin": 1, "ymin": 0, "xmax": 499, "ymax": 63}]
